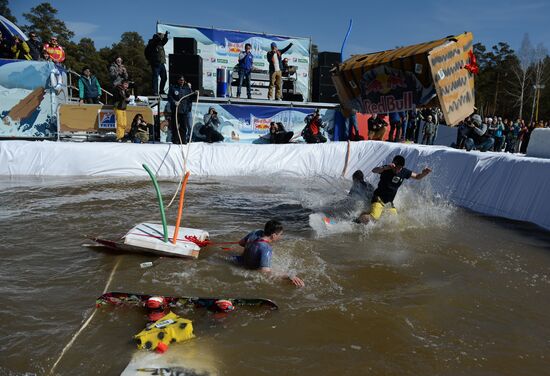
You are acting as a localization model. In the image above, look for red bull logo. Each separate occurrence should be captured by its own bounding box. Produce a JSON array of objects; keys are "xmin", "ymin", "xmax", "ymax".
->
[
  {"xmin": 364, "ymin": 73, "xmax": 408, "ymax": 95},
  {"xmin": 226, "ymin": 40, "xmax": 244, "ymax": 54},
  {"xmin": 253, "ymin": 117, "xmax": 271, "ymax": 132},
  {"xmin": 363, "ymin": 91, "xmax": 414, "ymax": 113}
]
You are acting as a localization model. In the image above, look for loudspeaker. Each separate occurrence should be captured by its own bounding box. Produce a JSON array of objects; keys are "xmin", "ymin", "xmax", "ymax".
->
[
  {"xmin": 173, "ymin": 37, "xmax": 197, "ymax": 55},
  {"xmin": 318, "ymin": 51, "xmax": 341, "ymax": 67},
  {"xmin": 169, "ymin": 54, "xmax": 203, "ymax": 92},
  {"xmin": 283, "ymin": 93, "xmax": 304, "ymax": 101},
  {"xmin": 312, "ymin": 66, "xmax": 338, "ymax": 102},
  {"xmin": 313, "ymin": 66, "xmax": 334, "ymax": 86},
  {"xmin": 317, "ymin": 84, "xmax": 338, "ymax": 103}
]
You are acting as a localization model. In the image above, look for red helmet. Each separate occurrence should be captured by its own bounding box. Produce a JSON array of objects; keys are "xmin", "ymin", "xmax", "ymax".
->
[
  {"xmin": 215, "ymin": 299, "xmax": 235, "ymax": 312},
  {"xmin": 146, "ymin": 296, "xmax": 165, "ymax": 309}
]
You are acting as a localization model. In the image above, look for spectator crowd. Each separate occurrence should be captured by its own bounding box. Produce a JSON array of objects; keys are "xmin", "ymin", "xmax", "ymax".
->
[{"xmin": 2, "ymin": 31, "xmax": 548, "ymax": 149}]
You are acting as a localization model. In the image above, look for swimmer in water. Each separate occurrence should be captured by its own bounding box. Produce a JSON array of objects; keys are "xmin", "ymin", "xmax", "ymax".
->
[{"xmin": 236, "ymin": 219, "xmax": 305, "ymax": 287}]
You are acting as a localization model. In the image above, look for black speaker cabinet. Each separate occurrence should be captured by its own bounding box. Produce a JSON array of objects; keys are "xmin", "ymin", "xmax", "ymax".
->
[
  {"xmin": 318, "ymin": 52, "xmax": 341, "ymax": 67},
  {"xmin": 169, "ymin": 54, "xmax": 203, "ymax": 92},
  {"xmin": 173, "ymin": 37, "xmax": 197, "ymax": 55}
]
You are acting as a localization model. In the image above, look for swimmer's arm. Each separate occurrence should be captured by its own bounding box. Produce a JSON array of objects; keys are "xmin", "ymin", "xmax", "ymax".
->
[
  {"xmin": 259, "ymin": 267, "xmax": 305, "ymax": 287},
  {"xmin": 411, "ymin": 167, "xmax": 432, "ymax": 180},
  {"xmin": 372, "ymin": 163, "xmax": 395, "ymax": 174}
]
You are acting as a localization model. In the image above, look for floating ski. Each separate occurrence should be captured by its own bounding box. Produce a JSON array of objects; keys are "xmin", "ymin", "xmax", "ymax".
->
[{"xmin": 97, "ymin": 291, "xmax": 279, "ymax": 310}]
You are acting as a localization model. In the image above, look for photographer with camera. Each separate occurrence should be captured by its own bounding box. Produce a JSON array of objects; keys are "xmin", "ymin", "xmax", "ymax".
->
[
  {"xmin": 129, "ymin": 113, "xmax": 152, "ymax": 143},
  {"xmin": 10, "ymin": 36, "xmax": 32, "ymax": 60},
  {"xmin": 201, "ymin": 107, "xmax": 224, "ymax": 143},
  {"xmin": 145, "ymin": 31, "xmax": 169, "ymax": 96},
  {"xmin": 302, "ymin": 109, "xmax": 327, "ymax": 143},
  {"xmin": 109, "ymin": 57, "xmax": 129, "ymax": 87}
]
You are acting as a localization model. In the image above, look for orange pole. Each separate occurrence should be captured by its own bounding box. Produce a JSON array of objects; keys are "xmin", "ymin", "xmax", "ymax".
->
[{"xmin": 172, "ymin": 171, "xmax": 190, "ymax": 244}]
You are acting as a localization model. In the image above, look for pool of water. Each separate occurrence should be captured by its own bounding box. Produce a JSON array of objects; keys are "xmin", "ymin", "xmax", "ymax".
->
[{"xmin": 1, "ymin": 175, "xmax": 549, "ymax": 375}]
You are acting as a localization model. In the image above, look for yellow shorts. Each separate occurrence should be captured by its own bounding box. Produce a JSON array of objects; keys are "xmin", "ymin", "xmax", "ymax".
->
[{"xmin": 369, "ymin": 201, "xmax": 397, "ymax": 220}]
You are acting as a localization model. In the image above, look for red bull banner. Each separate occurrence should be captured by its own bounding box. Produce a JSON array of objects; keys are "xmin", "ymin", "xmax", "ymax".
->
[
  {"xmin": 252, "ymin": 116, "xmax": 271, "ymax": 132},
  {"xmin": 332, "ymin": 33, "xmax": 475, "ymax": 125},
  {"xmin": 357, "ymin": 65, "xmax": 435, "ymax": 114}
]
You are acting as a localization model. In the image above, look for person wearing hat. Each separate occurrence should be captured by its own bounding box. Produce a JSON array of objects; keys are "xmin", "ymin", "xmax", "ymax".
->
[
  {"xmin": 201, "ymin": 107, "xmax": 224, "ymax": 143},
  {"xmin": 145, "ymin": 31, "xmax": 169, "ymax": 95},
  {"xmin": 464, "ymin": 114, "xmax": 494, "ymax": 152},
  {"xmin": 356, "ymin": 155, "xmax": 432, "ymax": 223},
  {"xmin": 78, "ymin": 67, "xmax": 102, "ymax": 104},
  {"xmin": 266, "ymin": 41, "xmax": 293, "ymax": 101},
  {"xmin": 302, "ymin": 108, "xmax": 327, "ymax": 143}
]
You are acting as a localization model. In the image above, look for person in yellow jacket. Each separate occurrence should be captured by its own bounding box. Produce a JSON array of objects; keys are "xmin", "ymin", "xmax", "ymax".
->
[{"xmin": 11, "ymin": 36, "xmax": 32, "ymax": 60}]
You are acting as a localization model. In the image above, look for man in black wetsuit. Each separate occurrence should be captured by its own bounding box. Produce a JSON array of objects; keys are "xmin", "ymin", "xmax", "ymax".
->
[{"xmin": 356, "ymin": 155, "xmax": 432, "ymax": 223}]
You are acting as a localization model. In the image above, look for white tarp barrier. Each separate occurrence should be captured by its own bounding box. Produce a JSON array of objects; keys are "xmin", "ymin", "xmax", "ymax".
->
[
  {"xmin": 1, "ymin": 140, "xmax": 549, "ymax": 231},
  {"xmin": 527, "ymin": 128, "xmax": 550, "ymax": 159}
]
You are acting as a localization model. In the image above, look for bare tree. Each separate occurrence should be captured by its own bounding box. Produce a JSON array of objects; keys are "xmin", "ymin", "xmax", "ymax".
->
[
  {"xmin": 529, "ymin": 42, "xmax": 549, "ymax": 123},
  {"xmin": 510, "ymin": 34, "xmax": 533, "ymax": 120}
]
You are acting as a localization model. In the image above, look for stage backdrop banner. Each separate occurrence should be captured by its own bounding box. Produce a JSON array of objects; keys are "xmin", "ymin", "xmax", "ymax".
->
[
  {"xmin": 157, "ymin": 23, "xmax": 311, "ymax": 99},
  {"xmin": 0, "ymin": 59, "xmax": 66, "ymax": 138},
  {"xmin": 160, "ymin": 102, "xmax": 337, "ymax": 143}
]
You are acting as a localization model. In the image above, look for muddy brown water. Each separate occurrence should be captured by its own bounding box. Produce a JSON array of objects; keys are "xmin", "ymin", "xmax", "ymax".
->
[{"xmin": 1, "ymin": 175, "xmax": 549, "ymax": 375}]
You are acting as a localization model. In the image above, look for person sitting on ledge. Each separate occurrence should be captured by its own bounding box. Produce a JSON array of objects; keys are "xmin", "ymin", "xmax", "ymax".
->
[
  {"xmin": 129, "ymin": 113, "xmax": 151, "ymax": 143},
  {"xmin": 201, "ymin": 107, "xmax": 224, "ymax": 143},
  {"xmin": 302, "ymin": 109, "xmax": 327, "ymax": 143},
  {"xmin": 269, "ymin": 122, "xmax": 294, "ymax": 144}
]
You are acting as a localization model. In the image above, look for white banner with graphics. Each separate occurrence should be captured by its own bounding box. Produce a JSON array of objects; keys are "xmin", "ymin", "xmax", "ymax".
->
[{"xmin": 157, "ymin": 23, "xmax": 311, "ymax": 99}]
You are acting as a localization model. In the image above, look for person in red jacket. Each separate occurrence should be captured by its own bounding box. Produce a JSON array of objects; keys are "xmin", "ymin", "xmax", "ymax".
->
[
  {"xmin": 43, "ymin": 36, "xmax": 65, "ymax": 63},
  {"xmin": 302, "ymin": 109, "xmax": 327, "ymax": 143}
]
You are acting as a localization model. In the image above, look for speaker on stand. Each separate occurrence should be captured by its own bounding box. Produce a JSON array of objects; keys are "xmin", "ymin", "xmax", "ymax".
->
[{"xmin": 168, "ymin": 54, "xmax": 203, "ymax": 93}]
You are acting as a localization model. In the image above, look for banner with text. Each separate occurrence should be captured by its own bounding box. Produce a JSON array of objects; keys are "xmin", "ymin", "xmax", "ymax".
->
[
  {"xmin": 428, "ymin": 32, "xmax": 475, "ymax": 125},
  {"xmin": 157, "ymin": 24, "xmax": 311, "ymax": 99}
]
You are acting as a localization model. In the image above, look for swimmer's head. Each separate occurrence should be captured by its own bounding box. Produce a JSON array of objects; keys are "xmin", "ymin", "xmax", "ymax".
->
[
  {"xmin": 264, "ymin": 219, "xmax": 283, "ymax": 240},
  {"xmin": 392, "ymin": 155, "xmax": 405, "ymax": 167},
  {"xmin": 352, "ymin": 170, "xmax": 364, "ymax": 182}
]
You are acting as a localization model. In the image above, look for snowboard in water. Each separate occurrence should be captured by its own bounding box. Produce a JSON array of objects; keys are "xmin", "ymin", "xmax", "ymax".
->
[{"xmin": 97, "ymin": 291, "xmax": 278, "ymax": 310}]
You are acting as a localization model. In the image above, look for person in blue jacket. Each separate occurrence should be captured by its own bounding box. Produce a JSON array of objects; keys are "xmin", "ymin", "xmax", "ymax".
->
[
  {"xmin": 78, "ymin": 67, "xmax": 102, "ymax": 104},
  {"xmin": 237, "ymin": 220, "xmax": 305, "ymax": 287},
  {"xmin": 237, "ymin": 43, "xmax": 254, "ymax": 99}
]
